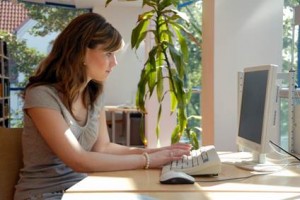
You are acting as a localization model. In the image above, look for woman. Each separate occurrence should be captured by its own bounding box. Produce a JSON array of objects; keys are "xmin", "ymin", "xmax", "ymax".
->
[{"xmin": 14, "ymin": 12, "xmax": 191, "ymax": 200}]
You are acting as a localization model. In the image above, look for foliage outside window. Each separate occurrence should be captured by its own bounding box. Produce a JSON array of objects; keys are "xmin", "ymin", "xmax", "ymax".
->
[
  {"xmin": 0, "ymin": 2, "xmax": 88, "ymax": 127},
  {"xmin": 281, "ymin": 0, "xmax": 300, "ymax": 148},
  {"xmin": 178, "ymin": 0, "xmax": 202, "ymax": 145}
]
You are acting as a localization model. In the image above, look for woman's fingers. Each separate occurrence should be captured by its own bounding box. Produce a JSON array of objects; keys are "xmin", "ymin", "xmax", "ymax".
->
[
  {"xmin": 170, "ymin": 143, "xmax": 192, "ymax": 150},
  {"xmin": 168, "ymin": 149, "xmax": 190, "ymax": 159}
]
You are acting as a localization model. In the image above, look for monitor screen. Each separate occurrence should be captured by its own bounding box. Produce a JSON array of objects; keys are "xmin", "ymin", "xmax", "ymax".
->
[
  {"xmin": 238, "ymin": 70, "xmax": 269, "ymax": 145},
  {"xmin": 236, "ymin": 64, "xmax": 279, "ymax": 160}
]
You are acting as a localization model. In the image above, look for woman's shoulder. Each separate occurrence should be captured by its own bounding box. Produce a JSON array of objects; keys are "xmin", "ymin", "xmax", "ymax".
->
[
  {"xmin": 24, "ymin": 85, "xmax": 62, "ymax": 109},
  {"xmin": 26, "ymin": 85, "xmax": 57, "ymax": 97},
  {"xmin": 25, "ymin": 85, "xmax": 60, "ymax": 104}
]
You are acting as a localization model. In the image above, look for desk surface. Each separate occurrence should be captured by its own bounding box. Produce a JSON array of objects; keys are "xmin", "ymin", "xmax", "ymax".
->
[
  {"xmin": 63, "ymin": 152, "xmax": 300, "ymax": 200},
  {"xmin": 105, "ymin": 105, "xmax": 139, "ymax": 112}
]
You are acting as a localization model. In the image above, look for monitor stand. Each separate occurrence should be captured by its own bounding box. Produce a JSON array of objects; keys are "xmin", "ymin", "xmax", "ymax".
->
[{"xmin": 234, "ymin": 152, "xmax": 283, "ymax": 172}]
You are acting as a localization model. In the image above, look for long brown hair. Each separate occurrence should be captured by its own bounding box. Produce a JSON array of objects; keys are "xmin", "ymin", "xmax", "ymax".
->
[{"xmin": 25, "ymin": 12, "xmax": 123, "ymax": 114}]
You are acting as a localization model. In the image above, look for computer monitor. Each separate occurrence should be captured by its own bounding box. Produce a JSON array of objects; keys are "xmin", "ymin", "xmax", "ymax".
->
[{"xmin": 236, "ymin": 64, "xmax": 280, "ymax": 171}]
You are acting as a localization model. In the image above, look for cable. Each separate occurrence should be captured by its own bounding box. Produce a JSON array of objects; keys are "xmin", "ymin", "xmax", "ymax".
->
[
  {"xmin": 269, "ymin": 141, "xmax": 292, "ymax": 158},
  {"xmin": 269, "ymin": 140, "xmax": 300, "ymax": 162}
]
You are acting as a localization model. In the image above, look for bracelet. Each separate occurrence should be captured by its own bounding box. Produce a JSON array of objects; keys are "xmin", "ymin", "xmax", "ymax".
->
[{"xmin": 143, "ymin": 152, "xmax": 150, "ymax": 169}]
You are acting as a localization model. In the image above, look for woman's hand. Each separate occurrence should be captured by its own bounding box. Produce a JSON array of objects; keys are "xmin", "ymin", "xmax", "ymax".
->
[
  {"xmin": 147, "ymin": 142, "xmax": 192, "ymax": 153},
  {"xmin": 146, "ymin": 143, "xmax": 192, "ymax": 168},
  {"xmin": 160, "ymin": 143, "xmax": 192, "ymax": 151}
]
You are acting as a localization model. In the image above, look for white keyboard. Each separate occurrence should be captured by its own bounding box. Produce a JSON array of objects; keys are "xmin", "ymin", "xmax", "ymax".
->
[{"xmin": 161, "ymin": 145, "xmax": 221, "ymax": 176}]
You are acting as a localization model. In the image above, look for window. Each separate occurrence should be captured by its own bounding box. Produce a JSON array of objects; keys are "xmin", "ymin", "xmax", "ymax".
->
[
  {"xmin": 6, "ymin": 2, "xmax": 89, "ymax": 127},
  {"xmin": 281, "ymin": 1, "xmax": 299, "ymax": 149},
  {"xmin": 178, "ymin": 0, "xmax": 202, "ymax": 144}
]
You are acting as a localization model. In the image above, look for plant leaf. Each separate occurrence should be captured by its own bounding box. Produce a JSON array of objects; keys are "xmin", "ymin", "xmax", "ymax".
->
[
  {"xmin": 139, "ymin": 114, "xmax": 147, "ymax": 146},
  {"xmin": 188, "ymin": 115, "xmax": 202, "ymax": 120},
  {"xmin": 171, "ymin": 125, "xmax": 181, "ymax": 144},
  {"xmin": 170, "ymin": 91, "xmax": 177, "ymax": 113},
  {"xmin": 156, "ymin": 66, "xmax": 163, "ymax": 102},
  {"xmin": 136, "ymin": 71, "xmax": 147, "ymax": 112},
  {"xmin": 146, "ymin": 47, "xmax": 158, "ymax": 96},
  {"xmin": 158, "ymin": 0, "xmax": 173, "ymax": 10},
  {"xmin": 105, "ymin": 0, "xmax": 113, "ymax": 7},
  {"xmin": 156, "ymin": 104, "xmax": 162, "ymax": 138},
  {"xmin": 173, "ymin": 24, "xmax": 189, "ymax": 62},
  {"xmin": 168, "ymin": 44, "xmax": 184, "ymax": 78},
  {"xmin": 189, "ymin": 131, "xmax": 199, "ymax": 150},
  {"xmin": 178, "ymin": 107, "xmax": 187, "ymax": 133},
  {"xmin": 143, "ymin": 0, "xmax": 157, "ymax": 8},
  {"xmin": 147, "ymin": 68, "xmax": 157, "ymax": 96},
  {"xmin": 131, "ymin": 19, "xmax": 151, "ymax": 49},
  {"xmin": 170, "ymin": 9, "xmax": 190, "ymax": 23}
]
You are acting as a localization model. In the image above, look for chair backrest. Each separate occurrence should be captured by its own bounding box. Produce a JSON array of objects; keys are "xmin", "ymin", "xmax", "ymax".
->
[{"xmin": 0, "ymin": 127, "xmax": 23, "ymax": 200}]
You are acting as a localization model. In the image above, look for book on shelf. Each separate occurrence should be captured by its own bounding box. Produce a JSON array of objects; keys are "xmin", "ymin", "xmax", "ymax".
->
[
  {"xmin": 4, "ymin": 103, "xmax": 9, "ymax": 117},
  {"xmin": 0, "ymin": 102, "xmax": 3, "ymax": 118},
  {"xmin": 3, "ymin": 81, "xmax": 9, "ymax": 97},
  {"xmin": 0, "ymin": 83, "xmax": 2, "ymax": 97}
]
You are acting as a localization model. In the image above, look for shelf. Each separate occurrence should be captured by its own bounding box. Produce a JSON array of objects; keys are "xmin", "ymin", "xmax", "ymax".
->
[
  {"xmin": 0, "ymin": 39, "xmax": 10, "ymax": 127},
  {"xmin": 0, "ymin": 116, "xmax": 9, "ymax": 122}
]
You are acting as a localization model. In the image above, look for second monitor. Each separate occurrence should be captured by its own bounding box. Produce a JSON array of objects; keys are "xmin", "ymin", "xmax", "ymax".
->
[{"xmin": 236, "ymin": 64, "xmax": 281, "ymax": 171}]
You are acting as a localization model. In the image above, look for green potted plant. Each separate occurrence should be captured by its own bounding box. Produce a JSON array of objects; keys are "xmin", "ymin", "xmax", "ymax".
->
[{"xmin": 106, "ymin": 0, "xmax": 200, "ymax": 149}]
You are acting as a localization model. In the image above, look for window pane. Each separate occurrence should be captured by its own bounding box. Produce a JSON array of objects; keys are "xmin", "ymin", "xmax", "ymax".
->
[
  {"xmin": 178, "ymin": 0, "xmax": 202, "ymax": 145},
  {"xmin": 7, "ymin": 2, "xmax": 89, "ymax": 127}
]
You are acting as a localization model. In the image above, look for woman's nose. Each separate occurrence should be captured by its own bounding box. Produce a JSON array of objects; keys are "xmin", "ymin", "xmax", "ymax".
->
[{"xmin": 110, "ymin": 55, "xmax": 118, "ymax": 68}]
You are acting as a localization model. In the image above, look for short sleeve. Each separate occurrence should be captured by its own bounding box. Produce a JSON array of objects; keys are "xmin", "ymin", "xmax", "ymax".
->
[
  {"xmin": 24, "ymin": 85, "xmax": 61, "ymax": 111},
  {"xmin": 94, "ymin": 92, "xmax": 105, "ymax": 112}
]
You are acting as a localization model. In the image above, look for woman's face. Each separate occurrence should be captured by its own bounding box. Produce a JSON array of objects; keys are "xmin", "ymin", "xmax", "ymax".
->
[{"xmin": 84, "ymin": 45, "xmax": 118, "ymax": 82}]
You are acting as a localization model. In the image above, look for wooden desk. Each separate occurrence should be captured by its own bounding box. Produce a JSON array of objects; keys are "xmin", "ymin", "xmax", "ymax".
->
[
  {"xmin": 62, "ymin": 152, "xmax": 300, "ymax": 200},
  {"xmin": 105, "ymin": 106, "xmax": 140, "ymax": 146}
]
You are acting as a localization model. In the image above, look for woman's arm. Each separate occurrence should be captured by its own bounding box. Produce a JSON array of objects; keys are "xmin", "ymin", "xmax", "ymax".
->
[
  {"xmin": 27, "ymin": 108, "xmax": 190, "ymax": 172},
  {"xmin": 93, "ymin": 110, "xmax": 191, "ymax": 155},
  {"xmin": 92, "ymin": 110, "xmax": 192, "ymax": 167},
  {"xmin": 91, "ymin": 109, "xmax": 146, "ymax": 155},
  {"xmin": 92, "ymin": 110, "xmax": 191, "ymax": 155},
  {"xmin": 27, "ymin": 107, "xmax": 147, "ymax": 172}
]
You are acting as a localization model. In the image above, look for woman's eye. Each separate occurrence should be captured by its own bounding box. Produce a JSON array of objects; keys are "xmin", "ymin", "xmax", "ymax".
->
[{"xmin": 106, "ymin": 52, "xmax": 113, "ymax": 57}]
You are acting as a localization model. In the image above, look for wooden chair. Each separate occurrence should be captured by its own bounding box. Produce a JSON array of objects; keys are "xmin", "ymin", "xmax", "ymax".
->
[{"xmin": 0, "ymin": 127, "xmax": 23, "ymax": 200}]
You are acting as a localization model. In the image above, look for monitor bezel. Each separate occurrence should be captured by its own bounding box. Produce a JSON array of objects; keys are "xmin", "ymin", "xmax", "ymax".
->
[{"xmin": 236, "ymin": 64, "xmax": 278, "ymax": 155}]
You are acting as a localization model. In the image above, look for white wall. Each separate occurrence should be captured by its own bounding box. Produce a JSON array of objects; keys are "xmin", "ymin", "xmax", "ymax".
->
[
  {"xmin": 202, "ymin": 0, "xmax": 283, "ymax": 151},
  {"xmin": 93, "ymin": 6, "xmax": 145, "ymax": 106}
]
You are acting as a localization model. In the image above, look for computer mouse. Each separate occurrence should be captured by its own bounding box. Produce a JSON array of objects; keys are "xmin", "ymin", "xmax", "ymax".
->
[{"xmin": 159, "ymin": 171, "xmax": 195, "ymax": 184}]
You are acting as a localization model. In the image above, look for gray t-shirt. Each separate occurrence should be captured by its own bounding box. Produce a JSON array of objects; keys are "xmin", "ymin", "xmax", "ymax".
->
[{"xmin": 14, "ymin": 85, "xmax": 104, "ymax": 199}]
